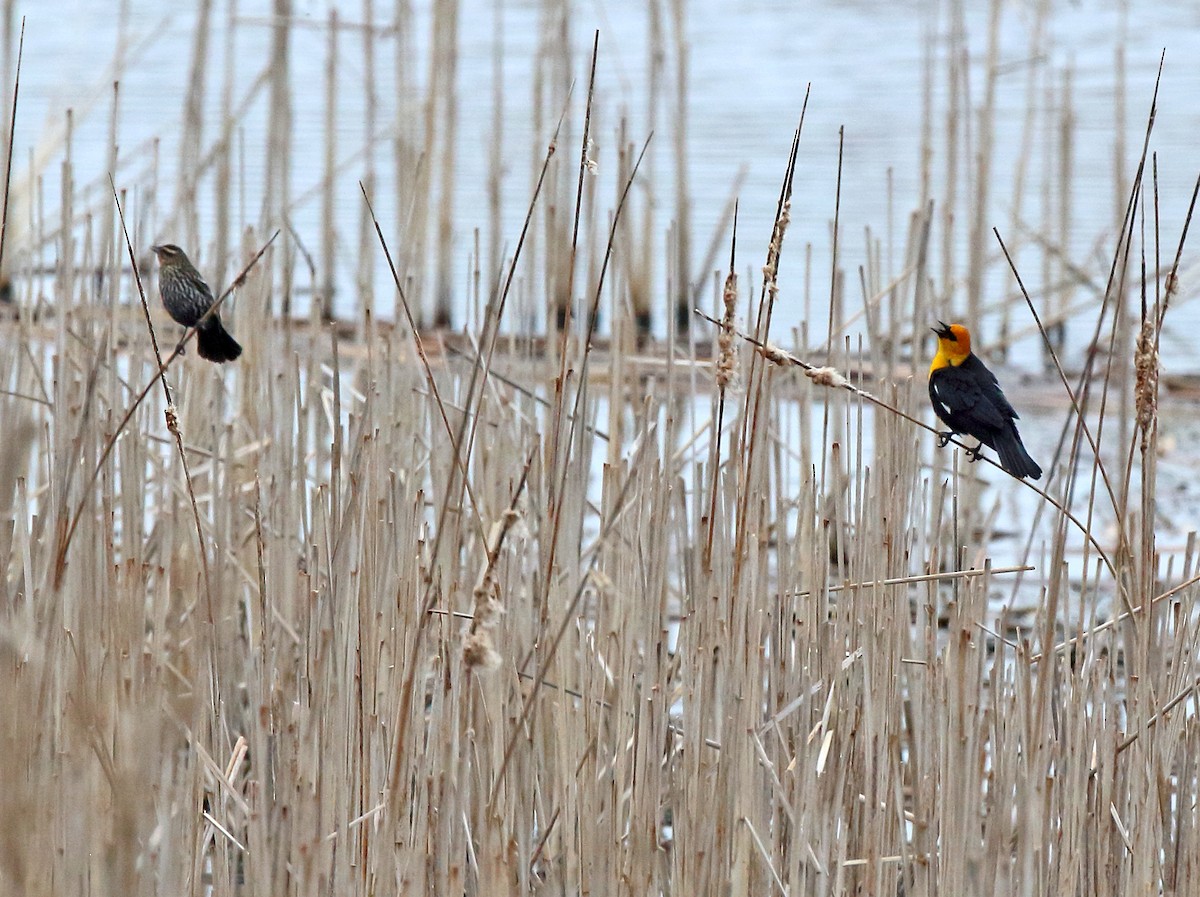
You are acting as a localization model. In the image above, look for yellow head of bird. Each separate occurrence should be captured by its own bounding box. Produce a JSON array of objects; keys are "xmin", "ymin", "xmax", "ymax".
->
[{"xmin": 930, "ymin": 321, "xmax": 972, "ymax": 372}]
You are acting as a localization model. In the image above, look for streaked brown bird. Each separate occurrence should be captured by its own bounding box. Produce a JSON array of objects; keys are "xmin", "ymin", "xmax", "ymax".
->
[{"xmin": 151, "ymin": 244, "xmax": 242, "ymax": 363}]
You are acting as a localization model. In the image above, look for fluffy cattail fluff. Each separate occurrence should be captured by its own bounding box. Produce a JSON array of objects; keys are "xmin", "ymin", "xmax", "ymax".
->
[
  {"xmin": 763, "ymin": 199, "xmax": 792, "ymax": 307},
  {"xmin": 715, "ymin": 270, "xmax": 738, "ymax": 390},
  {"xmin": 462, "ymin": 511, "xmax": 515, "ymax": 671},
  {"xmin": 1135, "ymin": 316, "xmax": 1158, "ymax": 453},
  {"xmin": 761, "ymin": 343, "xmax": 790, "ymax": 366},
  {"xmin": 470, "ymin": 577, "xmax": 506, "ymax": 629},
  {"xmin": 456, "ymin": 575, "xmax": 499, "ymax": 671},
  {"xmin": 1165, "ymin": 270, "xmax": 1179, "ymax": 304},
  {"xmin": 764, "ymin": 200, "xmax": 792, "ymax": 275},
  {"xmin": 463, "ymin": 576, "xmax": 504, "ymax": 671},
  {"xmin": 806, "ymin": 366, "xmax": 849, "ymax": 389},
  {"xmin": 462, "ymin": 631, "xmax": 501, "ymax": 670}
]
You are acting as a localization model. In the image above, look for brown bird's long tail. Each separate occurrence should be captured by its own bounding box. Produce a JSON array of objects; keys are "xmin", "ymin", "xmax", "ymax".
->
[
  {"xmin": 196, "ymin": 317, "xmax": 243, "ymax": 363},
  {"xmin": 994, "ymin": 424, "xmax": 1042, "ymax": 480}
]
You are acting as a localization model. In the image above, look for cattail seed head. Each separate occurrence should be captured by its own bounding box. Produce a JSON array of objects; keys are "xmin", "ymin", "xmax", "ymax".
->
[
  {"xmin": 715, "ymin": 270, "xmax": 738, "ymax": 390},
  {"xmin": 806, "ymin": 366, "xmax": 849, "ymax": 389},
  {"xmin": 462, "ymin": 631, "xmax": 501, "ymax": 670},
  {"xmin": 1135, "ymin": 316, "xmax": 1158, "ymax": 453},
  {"xmin": 761, "ymin": 343, "xmax": 790, "ymax": 366}
]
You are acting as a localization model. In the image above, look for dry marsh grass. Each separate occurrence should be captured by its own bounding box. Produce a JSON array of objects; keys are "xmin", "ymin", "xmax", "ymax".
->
[{"xmin": 2, "ymin": 4, "xmax": 1200, "ymax": 896}]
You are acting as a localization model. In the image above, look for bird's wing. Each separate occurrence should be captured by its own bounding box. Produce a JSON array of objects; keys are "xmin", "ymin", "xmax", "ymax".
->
[
  {"xmin": 959, "ymin": 355, "xmax": 1020, "ymax": 420},
  {"xmin": 929, "ymin": 367, "xmax": 1010, "ymax": 432}
]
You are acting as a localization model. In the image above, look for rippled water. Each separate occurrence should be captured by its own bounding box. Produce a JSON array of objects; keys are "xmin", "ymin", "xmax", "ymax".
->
[{"xmin": 17, "ymin": 0, "xmax": 1200, "ymax": 366}]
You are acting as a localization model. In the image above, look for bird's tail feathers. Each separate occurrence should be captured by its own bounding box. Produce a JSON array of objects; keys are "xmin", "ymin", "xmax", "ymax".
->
[
  {"xmin": 197, "ymin": 318, "xmax": 243, "ymax": 363},
  {"xmin": 995, "ymin": 427, "xmax": 1042, "ymax": 480}
]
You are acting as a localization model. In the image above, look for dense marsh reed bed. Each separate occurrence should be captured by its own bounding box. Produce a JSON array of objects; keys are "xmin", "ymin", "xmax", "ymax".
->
[{"xmin": 3, "ymin": 2, "xmax": 1200, "ymax": 895}]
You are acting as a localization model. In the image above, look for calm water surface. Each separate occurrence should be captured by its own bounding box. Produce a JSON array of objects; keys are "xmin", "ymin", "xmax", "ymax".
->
[{"xmin": 16, "ymin": 0, "xmax": 1200, "ymax": 368}]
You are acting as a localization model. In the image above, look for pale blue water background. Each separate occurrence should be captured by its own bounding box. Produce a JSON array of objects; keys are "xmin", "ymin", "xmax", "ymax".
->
[{"xmin": 16, "ymin": 0, "xmax": 1200, "ymax": 370}]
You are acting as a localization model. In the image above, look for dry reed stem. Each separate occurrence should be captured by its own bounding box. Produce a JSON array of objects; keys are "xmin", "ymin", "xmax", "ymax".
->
[
  {"xmin": 386, "ymin": 128, "xmax": 575, "ymax": 866},
  {"xmin": 696, "ymin": 308, "xmax": 1117, "ymax": 578},
  {"xmin": 443, "ymin": 341, "xmax": 610, "ymax": 442},
  {"xmin": 486, "ymin": 439, "xmax": 643, "ymax": 810},
  {"xmin": 360, "ymin": 182, "xmax": 487, "ymax": 550},
  {"xmin": 994, "ymin": 227, "xmax": 1119, "ymax": 496},
  {"xmin": 730, "ymin": 107, "xmax": 804, "ymax": 610},
  {"xmin": 1157, "ymin": 171, "xmax": 1200, "ymax": 330},
  {"xmin": 0, "ymin": 17, "xmax": 21, "ymax": 280},
  {"xmin": 1035, "ymin": 566, "xmax": 1200, "ymax": 663},
  {"xmin": 488, "ymin": 131, "xmax": 650, "ymax": 805},
  {"xmin": 787, "ymin": 562, "xmax": 1033, "ymax": 598},
  {"xmin": 111, "ymin": 179, "xmax": 214, "ymax": 626},
  {"xmin": 536, "ymin": 42, "xmax": 601, "ymax": 670},
  {"xmin": 705, "ymin": 202, "xmax": 738, "ymax": 568},
  {"xmin": 822, "ymin": 125, "xmax": 843, "ymax": 361},
  {"xmin": 51, "ymin": 229, "xmax": 278, "ymax": 587},
  {"xmin": 992, "ymin": 56, "xmax": 1163, "ymax": 634},
  {"xmin": 559, "ymin": 29, "xmax": 599, "ymax": 336},
  {"xmin": 379, "ymin": 95, "xmax": 573, "ymax": 816}
]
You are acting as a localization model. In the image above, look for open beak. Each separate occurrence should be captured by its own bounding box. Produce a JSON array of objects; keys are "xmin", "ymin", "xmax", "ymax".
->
[{"xmin": 932, "ymin": 320, "xmax": 953, "ymax": 338}]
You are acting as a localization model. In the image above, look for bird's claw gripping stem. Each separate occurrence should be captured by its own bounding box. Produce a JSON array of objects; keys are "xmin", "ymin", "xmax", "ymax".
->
[
  {"xmin": 936, "ymin": 431, "xmax": 953, "ymax": 448},
  {"xmin": 965, "ymin": 444, "xmax": 984, "ymax": 463}
]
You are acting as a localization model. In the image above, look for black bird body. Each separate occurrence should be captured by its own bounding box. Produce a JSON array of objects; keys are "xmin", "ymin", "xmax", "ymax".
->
[
  {"xmin": 152, "ymin": 244, "xmax": 242, "ymax": 363},
  {"xmin": 928, "ymin": 322, "xmax": 1041, "ymax": 480}
]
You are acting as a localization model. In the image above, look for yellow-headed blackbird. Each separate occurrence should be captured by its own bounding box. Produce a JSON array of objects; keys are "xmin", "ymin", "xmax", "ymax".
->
[
  {"xmin": 152, "ymin": 244, "xmax": 242, "ymax": 363},
  {"xmin": 928, "ymin": 321, "xmax": 1041, "ymax": 480}
]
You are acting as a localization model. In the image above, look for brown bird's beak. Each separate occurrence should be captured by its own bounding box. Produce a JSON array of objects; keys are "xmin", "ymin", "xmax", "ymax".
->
[{"xmin": 151, "ymin": 244, "xmax": 165, "ymax": 257}]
